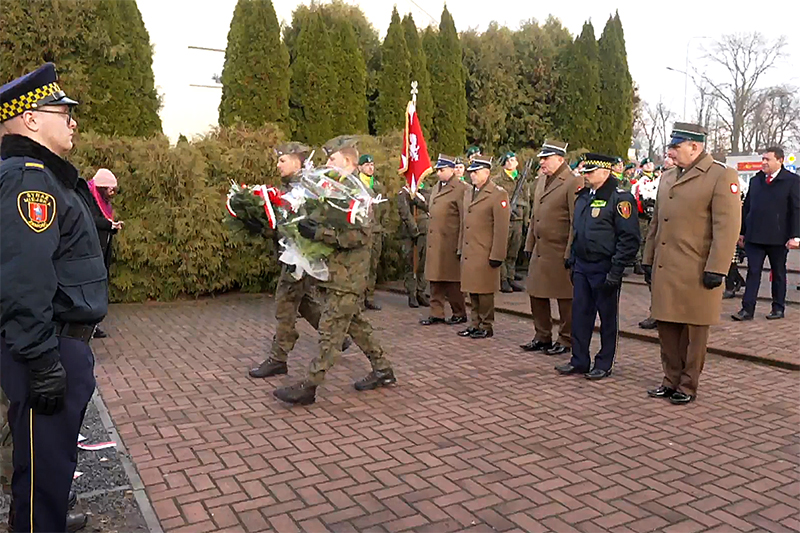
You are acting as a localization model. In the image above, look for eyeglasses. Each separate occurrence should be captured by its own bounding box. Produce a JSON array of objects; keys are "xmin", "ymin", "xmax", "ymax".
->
[{"xmin": 35, "ymin": 107, "xmax": 74, "ymax": 124}]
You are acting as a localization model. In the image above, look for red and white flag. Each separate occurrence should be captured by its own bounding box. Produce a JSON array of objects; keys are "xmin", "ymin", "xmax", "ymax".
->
[{"xmin": 398, "ymin": 99, "xmax": 432, "ymax": 194}]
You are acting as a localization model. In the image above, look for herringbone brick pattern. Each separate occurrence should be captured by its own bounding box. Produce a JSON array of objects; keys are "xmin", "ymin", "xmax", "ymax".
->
[{"xmin": 93, "ymin": 292, "xmax": 800, "ymax": 533}]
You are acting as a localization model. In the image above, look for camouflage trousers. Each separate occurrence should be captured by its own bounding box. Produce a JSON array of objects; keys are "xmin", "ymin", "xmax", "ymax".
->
[
  {"xmin": 501, "ymin": 220, "xmax": 524, "ymax": 282},
  {"xmin": 1, "ymin": 387, "xmax": 11, "ymax": 495},
  {"xmin": 402, "ymin": 237, "xmax": 428, "ymax": 297},
  {"xmin": 366, "ymin": 233, "xmax": 383, "ymax": 301},
  {"xmin": 270, "ymin": 268, "xmax": 322, "ymax": 363},
  {"xmin": 637, "ymin": 217, "xmax": 651, "ymax": 263},
  {"xmin": 307, "ymin": 288, "xmax": 392, "ymax": 386}
]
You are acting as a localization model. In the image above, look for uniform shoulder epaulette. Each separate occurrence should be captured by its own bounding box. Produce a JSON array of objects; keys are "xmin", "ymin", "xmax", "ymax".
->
[
  {"xmin": 495, "ymin": 184, "xmax": 506, "ymax": 193},
  {"xmin": 713, "ymin": 160, "xmax": 728, "ymax": 168},
  {"xmin": 22, "ymin": 157, "xmax": 46, "ymax": 170},
  {"xmin": 616, "ymin": 188, "xmax": 626, "ymax": 193}
]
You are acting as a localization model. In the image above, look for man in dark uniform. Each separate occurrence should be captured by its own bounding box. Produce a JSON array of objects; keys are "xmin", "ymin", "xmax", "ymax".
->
[
  {"xmin": 1, "ymin": 63, "xmax": 104, "ymax": 532},
  {"xmin": 555, "ymin": 154, "xmax": 640, "ymax": 379}
]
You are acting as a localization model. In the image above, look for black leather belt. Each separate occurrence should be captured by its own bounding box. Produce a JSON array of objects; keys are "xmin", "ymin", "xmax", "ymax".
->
[{"xmin": 55, "ymin": 322, "xmax": 97, "ymax": 343}]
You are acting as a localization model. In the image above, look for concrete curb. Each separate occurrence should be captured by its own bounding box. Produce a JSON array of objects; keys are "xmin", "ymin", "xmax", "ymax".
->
[
  {"xmin": 92, "ymin": 391, "xmax": 164, "ymax": 533},
  {"xmin": 622, "ymin": 278, "xmax": 800, "ymax": 307},
  {"xmin": 378, "ymin": 286, "xmax": 800, "ymax": 372}
]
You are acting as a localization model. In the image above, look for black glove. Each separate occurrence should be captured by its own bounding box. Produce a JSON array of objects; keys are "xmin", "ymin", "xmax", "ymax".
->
[
  {"xmin": 28, "ymin": 358, "xmax": 67, "ymax": 416},
  {"xmin": 603, "ymin": 272, "xmax": 622, "ymax": 292},
  {"xmin": 297, "ymin": 219, "xmax": 318, "ymax": 240},
  {"xmin": 702, "ymin": 271, "xmax": 724, "ymax": 289},
  {"xmin": 564, "ymin": 258, "xmax": 573, "ymax": 270},
  {"xmin": 489, "ymin": 259, "xmax": 502, "ymax": 268},
  {"xmin": 525, "ymin": 251, "xmax": 532, "ymax": 260},
  {"xmin": 643, "ymin": 264, "xmax": 652, "ymax": 285}
]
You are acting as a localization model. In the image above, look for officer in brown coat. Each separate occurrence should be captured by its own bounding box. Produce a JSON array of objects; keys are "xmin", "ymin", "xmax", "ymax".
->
[
  {"xmin": 521, "ymin": 140, "xmax": 583, "ymax": 355},
  {"xmin": 420, "ymin": 154, "xmax": 469, "ymax": 326},
  {"xmin": 458, "ymin": 156, "xmax": 511, "ymax": 338},
  {"xmin": 644, "ymin": 123, "xmax": 741, "ymax": 405}
]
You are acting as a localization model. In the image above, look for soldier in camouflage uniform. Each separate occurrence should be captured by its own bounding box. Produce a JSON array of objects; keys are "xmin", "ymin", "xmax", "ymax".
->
[
  {"xmin": 493, "ymin": 151, "xmax": 529, "ymax": 293},
  {"xmin": 273, "ymin": 136, "xmax": 395, "ymax": 406},
  {"xmin": 612, "ymin": 157, "xmax": 633, "ymax": 192},
  {"xmin": 249, "ymin": 143, "xmax": 349, "ymax": 378},
  {"xmin": 454, "ymin": 157, "xmax": 466, "ymax": 182},
  {"xmin": 397, "ymin": 178, "xmax": 432, "ymax": 308},
  {"xmin": 358, "ymin": 154, "xmax": 386, "ymax": 311}
]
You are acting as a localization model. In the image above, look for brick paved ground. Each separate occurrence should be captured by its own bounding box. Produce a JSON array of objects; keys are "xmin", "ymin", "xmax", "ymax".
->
[{"xmin": 93, "ymin": 291, "xmax": 799, "ymax": 533}]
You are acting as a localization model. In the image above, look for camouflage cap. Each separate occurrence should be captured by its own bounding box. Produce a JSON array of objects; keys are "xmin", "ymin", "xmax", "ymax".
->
[
  {"xmin": 322, "ymin": 135, "xmax": 359, "ymax": 157},
  {"xmin": 275, "ymin": 142, "xmax": 311, "ymax": 159}
]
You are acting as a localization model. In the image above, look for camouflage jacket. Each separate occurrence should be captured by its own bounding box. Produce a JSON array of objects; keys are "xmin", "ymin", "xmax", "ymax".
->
[
  {"xmin": 397, "ymin": 184, "xmax": 431, "ymax": 239},
  {"xmin": 493, "ymin": 168, "xmax": 529, "ymax": 222}
]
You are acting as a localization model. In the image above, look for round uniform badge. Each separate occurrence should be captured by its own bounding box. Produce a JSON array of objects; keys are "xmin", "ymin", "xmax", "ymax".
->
[
  {"xmin": 730, "ymin": 183, "xmax": 739, "ymax": 194},
  {"xmin": 591, "ymin": 207, "xmax": 600, "ymax": 218},
  {"xmin": 17, "ymin": 190, "xmax": 56, "ymax": 232}
]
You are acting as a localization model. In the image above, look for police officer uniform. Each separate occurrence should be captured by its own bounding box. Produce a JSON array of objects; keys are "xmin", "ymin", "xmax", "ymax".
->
[
  {"xmin": 1, "ymin": 63, "xmax": 106, "ymax": 531},
  {"xmin": 555, "ymin": 154, "xmax": 640, "ymax": 379}
]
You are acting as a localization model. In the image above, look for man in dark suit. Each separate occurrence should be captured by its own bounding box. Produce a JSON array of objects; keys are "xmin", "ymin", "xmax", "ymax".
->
[{"xmin": 732, "ymin": 146, "xmax": 800, "ymax": 321}]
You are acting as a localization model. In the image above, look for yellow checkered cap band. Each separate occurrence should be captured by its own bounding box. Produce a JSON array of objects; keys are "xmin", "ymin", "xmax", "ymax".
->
[
  {"xmin": 0, "ymin": 82, "xmax": 62, "ymax": 122},
  {"xmin": 583, "ymin": 160, "xmax": 613, "ymax": 169}
]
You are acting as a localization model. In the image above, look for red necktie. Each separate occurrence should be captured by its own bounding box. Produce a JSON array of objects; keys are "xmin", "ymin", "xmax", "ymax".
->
[{"xmin": 767, "ymin": 174, "xmax": 774, "ymax": 184}]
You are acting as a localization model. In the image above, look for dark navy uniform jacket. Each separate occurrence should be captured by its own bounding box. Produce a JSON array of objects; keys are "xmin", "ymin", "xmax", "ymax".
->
[
  {"xmin": 0, "ymin": 134, "xmax": 108, "ymax": 368},
  {"xmin": 571, "ymin": 176, "xmax": 640, "ymax": 277}
]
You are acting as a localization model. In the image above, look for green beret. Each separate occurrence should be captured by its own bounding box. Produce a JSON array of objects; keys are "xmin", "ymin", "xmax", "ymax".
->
[
  {"xmin": 499, "ymin": 151, "xmax": 516, "ymax": 166},
  {"xmin": 640, "ymin": 157, "xmax": 652, "ymax": 166},
  {"xmin": 358, "ymin": 154, "xmax": 374, "ymax": 165},
  {"xmin": 466, "ymin": 145, "xmax": 481, "ymax": 157}
]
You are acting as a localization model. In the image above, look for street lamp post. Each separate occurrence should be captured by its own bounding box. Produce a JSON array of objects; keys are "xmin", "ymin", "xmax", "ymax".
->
[{"xmin": 666, "ymin": 36, "xmax": 709, "ymax": 121}]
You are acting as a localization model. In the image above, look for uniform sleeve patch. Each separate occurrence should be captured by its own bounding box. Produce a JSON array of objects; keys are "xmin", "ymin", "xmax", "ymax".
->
[
  {"xmin": 25, "ymin": 162, "xmax": 44, "ymax": 169},
  {"xmin": 617, "ymin": 201, "xmax": 632, "ymax": 219},
  {"xmin": 730, "ymin": 183, "xmax": 739, "ymax": 194},
  {"xmin": 17, "ymin": 191, "xmax": 56, "ymax": 232},
  {"xmin": 501, "ymin": 200, "xmax": 508, "ymax": 208}
]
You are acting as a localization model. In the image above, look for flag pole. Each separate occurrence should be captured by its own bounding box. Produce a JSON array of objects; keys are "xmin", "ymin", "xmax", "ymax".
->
[{"xmin": 410, "ymin": 81, "xmax": 419, "ymax": 282}]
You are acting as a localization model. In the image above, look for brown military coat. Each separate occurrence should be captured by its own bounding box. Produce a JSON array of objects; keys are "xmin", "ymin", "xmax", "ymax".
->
[
  {"xmin": 643, "ymin": 152, "xmax": 741, "ymax": 325},
  {"xmin": 460, "ymin": 180, "xmax": 511, "ymax": 294},
  {"xmin": 425, "ymin": 178, "xmax": 468, "ymax": 282},
  {"xmin": 525, "ymin": 162, "xmax": 583, "ymax": 299}
]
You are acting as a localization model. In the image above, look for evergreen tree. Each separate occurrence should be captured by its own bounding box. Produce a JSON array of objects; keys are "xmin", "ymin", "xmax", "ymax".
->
[
  {"xmin": 330, "ymin": 20, "xmax": 368, "ymax": 134},
  {"xmin": 375, "ymin": 8, "xmax": 411, "ymax": 135},
  {"xmin": 219, "ymin": 0, "xmax": 290, "ymax": 129},
  {"xmin": 428, "ymin": 6, "xmax": 467, "ymax": 154},
  {"xmin": 401, "ymin": 14, "xmax": 434, "ymax": 138},
  {"xmin": 289, "ymin": 11, "xmax": 335, "ymax": 144},
  {"xmin": 554, "ymin": 21, "xmax": 600, "ymax": 150},
  {"xmin": 596, "ymin": 14, "xmax": 633, "ymax": 157}
]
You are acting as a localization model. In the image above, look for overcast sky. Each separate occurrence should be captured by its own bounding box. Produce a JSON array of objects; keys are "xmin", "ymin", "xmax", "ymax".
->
[{"xmin": 137, "ymin": 0, "xmax": 799, "ymax": 143}]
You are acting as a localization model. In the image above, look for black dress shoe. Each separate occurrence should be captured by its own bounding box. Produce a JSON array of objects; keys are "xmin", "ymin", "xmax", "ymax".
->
[
  {"xmin": 67, "ymin": 512, "xmax": 89, "ymax": 532},
  {"xmin": 417, "ymin": 293, "xmax": 430, "ymax": 307},
  {"xmin": 458, "ymin": 327, "xmax": 478, "ymax": 337},
  {"xmin": 731, "ymin": 309, "xmax": 754, "ymax": 321},
  {"xmin": 364, "ymin": 299, "xmax": 382, "ymax": 310},
  {"xmin": 408, "ymin": 294, "xmax": 419, "ymax": 308},
  {"xmin": 445, "ymin": 315, "xmax": 468, "ymax": 325},
  {"xmin": 638, "ymin": 317, "xmax": 658, "ymax": 330},
  {"xmin": 544, "ymin": 343, "xmax": 570, "ymax": 355},
  {"xmin": 585, "ymin": 368, "xmax": 612, "ymax": 380},
  {"xmin": 469, "ymin": 328, "xmax": 493, "ymax": 339},
  {"xmin": 500, "ymin": 280, "xmax": 514, "ymax": 293},
  {"xmin": 647, "ymin": 386, "xmax": 676, "ymax": 398},
  {"xmin": 92, "ymin": 326, "xmax": 108, "ymax": 339},
  {"xmin": 68, "ymin": 490, "xmax": 78, "ymax": 509},
  {"xmin": 520, "ymin": 339, "xmax": 553, "ymax": 352},
  {"xmin": 766, "ymin": 310, "xmax": 785, "ymax": 320},
  {"xmin": 274, "ymin": 381, "xmax": 317, "ymax": 405},
  {"xmin": 420, "ymin": 316, "xmax": 446, "ymax": 326},
  {"xmin": 722, "ymin": 289, "xmax": 736, "ymax": 299},
  {"xmin": 633, "ymin": 263, "xmax": 645, "ymax": 275},
  {"xmin": 354, "ymin": 369, "xmax": 397, "ymax": 391},
  {"xmin": 555, "ymin": 363, "xmax": 589, "ymax": 375},
  {"xmin": 249, "ymin": 359, "xmax": 288, "ymax": 378},
  {"xmin": 509, "ymin": 280, "xmax": 525, "ymax": 292},
  {"xmin": 669, "ymin": 391, "xmax": 695, "ymax": 405}
]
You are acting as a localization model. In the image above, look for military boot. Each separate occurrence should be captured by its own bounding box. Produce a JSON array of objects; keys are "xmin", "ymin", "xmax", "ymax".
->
[
  {"xmin": 509, "ymin": 279, "xmax": 525, "ymax": 292},
  {"xmin": 408, "ymin": 293, "xmax": 419, "ymax": 308},
  {"xmin": 274, "ymin": 381, "xmax": 317, "ymax": 405},
  {"xmin": 364, "ymin": 299, "xmax": 382, "ymax": 310},
  {"xmin": 354, "ymin": 369, "xmax": 397, "ymax": 391},
  {"xmin": 249, "ymin": 358, "xmax": 288, "ymax": 378},
  {"xmin": 417, "ymin": 292, "xmax": 430, "ymax": 307},
  {"xmin": 67, "ymin": 512, "xmax": 89, "ymax": 532},
  {"xmin": 500, "ymin": 279, "xmax": 514, "ymax": 293}
]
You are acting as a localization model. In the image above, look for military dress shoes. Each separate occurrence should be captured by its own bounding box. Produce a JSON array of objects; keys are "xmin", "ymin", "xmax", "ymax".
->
[
  {"xmin": 458, "ymin": 327, "xmax": 479, "ymax": 337},
  {"xmin": 408, "ymin": 294, "xmax": 420, "ymax": 308},
  {"xmin": 633, "ymin": 262, "xmax": 645, "ymax": 275},
  {"xmin": 364, "ymin": 299, "xmax": 382, "ymax": 311},
  {"xmin": 354, "ymin": 369, "xmax": 397, "ymax": 391},
  {"xmin": 638, "ymin": 317, "xmax": 658, "ymax": 329},
  {"xmin": 92, "ymin": 326, "xmax": 108, "ymax": 339},
  {"xmin": 585, "ymin": 368, "xmax": 612, "ymax": 380},
  {"xmin": 469, "ymin": 328, "xmax": 493, "ymax": 339},
  {"xmin": 445, "ymin": 315, "xmax": 468, "ymax": 325},
  {"xmin": 722, "ymin": 289, "xmax": 736, "ymax": 299},
  {"xmin": 555, "ymin": 363, "xmax": 589, "ymax": 375},
  {"xmin": 731, "ymin": 309, "xmax": 754, "ymax": 321},
  {"xmin": 274, "ymin": 381, "xmax": 317, "ymax": 405},
  {"xmin": 647, "ymin": 386, "xmax": 676, "ymax": 398},
  {"xmin": 766, "ymin": 310, "xmax": 785, "ymax": 320},
  {"xmin": 249, "ymin": 358, "xmax": 288, "ymax": 378},
  {"xmin": 417, "ymin": 293, "xmax": 430, "ymax": 307},
  {"xmin": 520, "ymin": 339, "xmax": 553, "ymax": 352},
  {"xmin": 669, "ymin": 391, "xmax": 695, "ymax": 405},
  {"xmin": 509, "ymin": 279, "xmax": 525, "ymax": 292},
  {"xmin": 67, "ymin": 512, "xmax": 89, "ymax": 532},
  {"xmin": 545, "ymin": 342, "xmax": 570, "ymax": 355},
  {"xmin": 420, "ymin": 316, "xmax": 446, "ymax": 326},
  {"xmin": 500, "ymin": 280, "xmax": 514, "ymax": 293}
]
